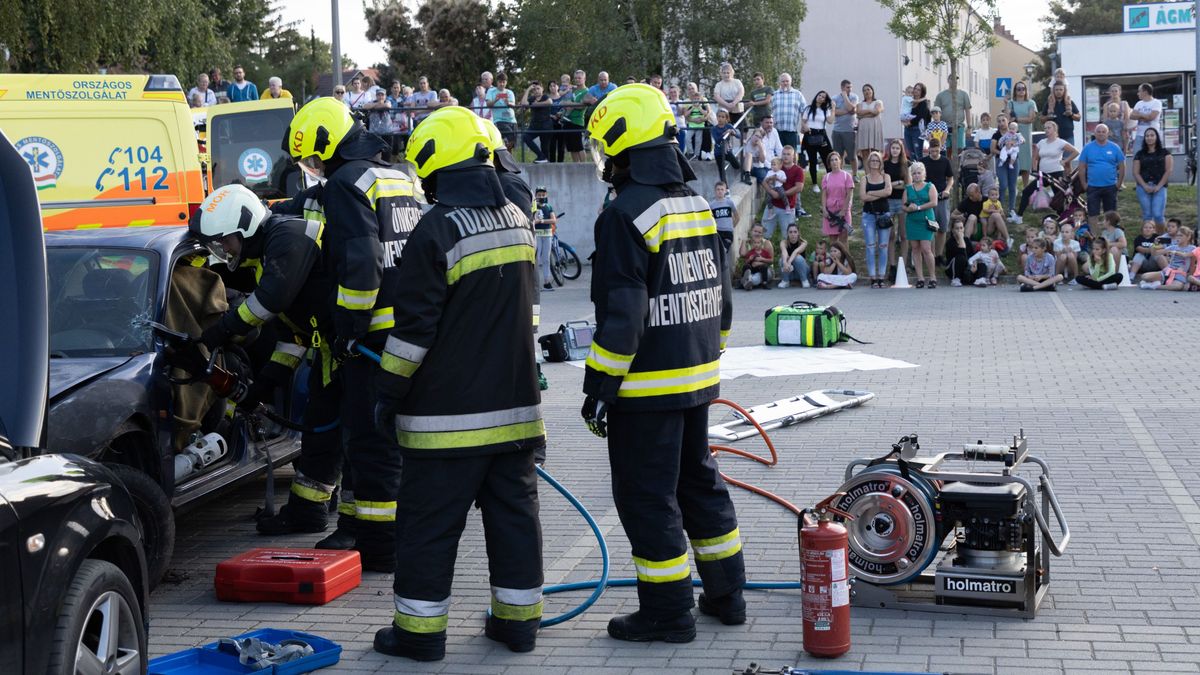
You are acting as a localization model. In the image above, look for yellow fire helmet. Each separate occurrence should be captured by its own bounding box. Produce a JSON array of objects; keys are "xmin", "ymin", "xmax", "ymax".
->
[
  {"xmin": 285, "ymin": 97, "xmax": 355, "ymax": 163},
  {"xmin": 587, "ymin": 83, "xmax": 676, "ymax": 158},
  {"xmin": 406, "ymin": 106, "xmax": 492, "ymax": 179},
  {"xmin": 480, "ymin": 116, "xmax": 505, "ymax": 151}
]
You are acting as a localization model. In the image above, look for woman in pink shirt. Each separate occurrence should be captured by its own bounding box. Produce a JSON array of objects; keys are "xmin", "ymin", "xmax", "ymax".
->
[{"xmin": 821, "ymin": 153, "xmax": 855, "ymax": 248}]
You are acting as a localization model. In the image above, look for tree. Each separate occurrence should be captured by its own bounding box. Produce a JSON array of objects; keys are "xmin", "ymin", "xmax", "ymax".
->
[
  {"xmin": 513, "ymin": 0, "xmax": 806, "ymax": 93},
  {"xmin": 878, "ymin": 0, "xmax": 997, "ymax": 150},
  {"xmin": 1033, "ymin": 0, "xmax": 1124, "ymax": 108},
  {"xmin": 367, "ymin": 0, "xmax": 516, "ymax": 100}
]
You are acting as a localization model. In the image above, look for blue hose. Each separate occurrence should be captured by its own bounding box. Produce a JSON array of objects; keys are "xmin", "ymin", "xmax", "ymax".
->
[{"xmin": 354, "ymin": 344, "xmax": 801, "ymax": 627}]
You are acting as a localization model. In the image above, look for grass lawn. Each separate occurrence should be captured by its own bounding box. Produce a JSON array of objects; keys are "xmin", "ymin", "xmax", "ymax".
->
[{"xmin": 760, "ymin": 173, "xmax": 1200, "ymax": 277}]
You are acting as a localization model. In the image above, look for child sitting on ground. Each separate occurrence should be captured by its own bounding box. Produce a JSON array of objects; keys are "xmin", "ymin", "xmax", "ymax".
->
[
  {"xmin": 808, "ymin": 240, "xmax": 829, "ymax": 285},
  {"xmin": 738, "ymin": 223, "xmax": 775, "ymax": 290},
  {"xmin": 1018, "ymin": 226, "xmax": 1038, "ymax": 271},
  {"xmin": 816, "ymin": 242, "xmax": 858, "ymax": 289},
  {"xmin": 1139, "ymin": 226, "xmax": 1196, "ymax": 291},
  {"xmin": 1076, "ymin": 237, "xmax": 1121, "ymax": 290},
  {"xmin": 1054, "ymin": 222, "xmax": 1082, "ymax": 282},
  {"xmin": 1018, "ymin": 237, "xmax": 1063, "ymax": 291},
  {"xmin": 1070, "ymin": 208, "xmax": 1091, "ymax": 251},
  {"xmin": 968, "ymin": 236, "xmax": 1005, "ymax": 285},
  {"xmin": 1041, "ymin": 215, "xmax": 1060, "ymax": 243},
  {"xmin": 1099, "ymin": 211, "xmax": 1127, "ymax": 263},
  {"xmin": 1129, "ymin": 220, "xmax": 1162, "ymax": 280}
]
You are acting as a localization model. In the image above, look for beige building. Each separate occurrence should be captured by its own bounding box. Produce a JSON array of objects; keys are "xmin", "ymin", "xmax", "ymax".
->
[{"xmin": 988, "ymin": 20, "xmax": 1042, "ymax": 118}]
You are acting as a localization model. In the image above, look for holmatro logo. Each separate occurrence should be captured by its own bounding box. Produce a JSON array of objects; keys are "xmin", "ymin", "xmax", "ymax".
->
[{"xmin": 943, "ymin": 577, "xmax": 1015, "ymax": 594}]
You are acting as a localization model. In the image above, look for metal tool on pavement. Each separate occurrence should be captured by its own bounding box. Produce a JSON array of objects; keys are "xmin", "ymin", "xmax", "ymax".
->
[{"xmin": 708, "ymin": 390, "xmax": 876, "ymax": 443}]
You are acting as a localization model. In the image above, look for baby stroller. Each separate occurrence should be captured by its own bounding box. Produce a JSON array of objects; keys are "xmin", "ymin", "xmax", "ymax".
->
[
  {"xmin": 1050, "ymin": 170, "xmax": 1086, "ymax": 225},
  {"xmin": 956, "ymin": 146, "xmax": 992, "ymax": 200}
]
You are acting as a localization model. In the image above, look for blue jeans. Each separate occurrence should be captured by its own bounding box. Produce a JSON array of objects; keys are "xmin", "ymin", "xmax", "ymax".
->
[
  {"xmin": 785, "ymin": 255, "xmax": 810, "ymax": 283},
  {"xmin": 997, "ymin": 162, "xmax": 1018, "ymax": 214},
  {"xmin": 1136, "ymin": 184, "xmax": 1167, "ymax": 223},
  {"xmin": 904, "ymin": 125, "xmax": 923, "ymax": 160},
  {"xmin": 861, "ymin": 211, "xmax": 891, "ymax": 277}
]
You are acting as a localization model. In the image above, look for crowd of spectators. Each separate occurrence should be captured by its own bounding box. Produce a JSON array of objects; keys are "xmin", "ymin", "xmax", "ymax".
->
[
  {"xmin": 235, "ymin": 61, "xmax": 1192, "ymax": 293},
  {"xmin": 187, "ymin": 66, "xmax": 292, "ymax": 108}
]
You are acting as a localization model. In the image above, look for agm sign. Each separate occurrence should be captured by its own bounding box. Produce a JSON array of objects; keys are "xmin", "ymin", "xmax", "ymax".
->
[{"xmin": 1124, "ymin": 2, "xmax": 1196, "ymax": 32}]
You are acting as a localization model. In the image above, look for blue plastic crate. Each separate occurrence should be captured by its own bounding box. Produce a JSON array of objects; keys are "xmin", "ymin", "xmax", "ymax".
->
[{"xmin": 148, "ymin": 628, "xmax": 341, "ymax": 675}]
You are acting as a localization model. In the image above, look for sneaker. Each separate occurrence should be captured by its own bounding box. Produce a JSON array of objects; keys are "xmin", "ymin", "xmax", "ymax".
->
[
  {"xmin": 542, "ymin": 284, "xmax": 555, "ymax": 292},
  {"xmin": 1044, "ymin": 284, "xmax": 1057, "ymax": 292},
  {"xmin": 797, "ymin": 208, "xmax": 811, "ymax": 217},
  {"xmin": 951, "ymin": 278, "xmax": 962, "ymax": 287},
  {"xmin": 1068, "ymin": 279, "xmax": 1078, "ymax": 286},
  {"xmin": 973, "ymin": 277, "xmax": 987, "ymax": 286},
  {"xmin": 534, "ymin": 158, "xmax": 549, "ymax": 164},
  {"xmin": 812, "ymin": 185, "xmax": 821, "ymax": 194},
  {"xmin": 741, "ymin": 172, "xmax": 752, "ymax": 185},
  {"xmin": 778, "ymin": 279, "xmax": 790, "ymax": 288},
  {"xmin": 1019, "ymin": 283, "xmax": 1033, "ymax": 292},
  {"xmin": 1006, "ymin": 236, "xmax": 1014, "ymax": 250},
  {"xmin": 1140, "ymin": 280, "xmax": 1161, "ymax": 290},
  {"xmin": 801, "ymin": 280, "xmax": 811, "ymax": 288},
  {"xmin": 1008, "ymin": 210, "xmax": 1019, "ymax": 223},
  {"xmin": 741, "ymin": 269, "xmax": 754, "ymax": 291},
  {"xmin": 1102, "ymin": 282, "xmax": 1118, "ymax": 290}
]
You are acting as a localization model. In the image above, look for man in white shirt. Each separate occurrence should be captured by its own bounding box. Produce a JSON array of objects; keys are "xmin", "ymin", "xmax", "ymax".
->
[
  {"xmin": 1129, "ymin": 82, "xmax": 1163, "ymax": 154},
  {"xmin": 186, "ymin": 73, "xmax": 217, "ymax": 107},
  {"xmin": 746, "ymin": 115, "xmax": 784, "ymax": 185}
]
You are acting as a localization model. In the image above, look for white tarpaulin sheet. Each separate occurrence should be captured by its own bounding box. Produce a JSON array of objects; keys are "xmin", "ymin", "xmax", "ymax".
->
[{"xmin": 566, "ymin": 346, "xmax": 917, "ymax": 379}]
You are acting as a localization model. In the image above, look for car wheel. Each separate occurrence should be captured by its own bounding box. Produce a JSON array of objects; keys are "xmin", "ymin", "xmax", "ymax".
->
[
  {"xmin": 46, "ymin": 559, "xmax": 147, "ymax": 675},
  {"xmin": 105, "ymin": 463, "xmax": 174, "ymax": 590}
]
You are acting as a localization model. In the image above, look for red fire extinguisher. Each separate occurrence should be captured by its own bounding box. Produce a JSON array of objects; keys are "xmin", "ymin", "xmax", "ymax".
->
[{"xmin": 799, "ymin": 493, "xmax": 853, "ymax": 658}]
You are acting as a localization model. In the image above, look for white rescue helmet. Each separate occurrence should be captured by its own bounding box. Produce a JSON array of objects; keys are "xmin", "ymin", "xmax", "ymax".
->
[{"xmin": 189, "ymin": 184, "xmax": 269, "ymax": 269}]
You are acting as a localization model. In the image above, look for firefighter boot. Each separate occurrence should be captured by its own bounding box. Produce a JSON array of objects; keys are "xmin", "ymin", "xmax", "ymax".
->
[
  {"xmin": 373, "ymin": 625, "xmax": 445, "ymax": 662},
  {"xmin": 255, "ymin": 501, "xmax": 328, "ymax": 535},
  {"xmin": 354, "ymin": 522, "xmax": 396, "ymax": 573},
  {"xmin": 484, "ymin": 615, "xmax": 538, "ymax": 653},
  {"xmin": 314, "ymin": 523, "xmax": 356, "ymax": 549},
  {"xmin": 606, "ymin": 610, "xmax": 696, "ymax": 643},
  {"xmin": 698, "ymin": 590, "xmax": 746, "ymax": 625}
]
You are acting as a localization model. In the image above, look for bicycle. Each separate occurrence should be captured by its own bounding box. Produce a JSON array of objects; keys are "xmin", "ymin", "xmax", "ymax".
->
[{"xmin": 549, "ymin": 211, "xmax": 581, "ymax": 286}]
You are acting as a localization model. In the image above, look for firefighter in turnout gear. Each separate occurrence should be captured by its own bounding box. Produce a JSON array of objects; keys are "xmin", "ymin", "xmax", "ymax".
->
[
  {"xmin": 258, "ymin": 97, "xmax": 419, "ymax": 570},
  {"xmin": 190, "ymin": 183, "xmax": 326, "ymax": 406},
  {"xmin": 372, "ymin": 106, "xmax": 545, "ymax": 662},
  {"xmin": 581, "ymin": 84, "xmax": 744, "ymax": 643},
  {"xmin": 189, "ymin": 186, "xmax": 337, "ymax": 524}
]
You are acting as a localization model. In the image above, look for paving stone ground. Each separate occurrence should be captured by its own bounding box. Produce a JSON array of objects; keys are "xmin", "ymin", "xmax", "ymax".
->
[{"xmin": 149, "ymin": 273, "xmax": 1200, "ymax": 674}]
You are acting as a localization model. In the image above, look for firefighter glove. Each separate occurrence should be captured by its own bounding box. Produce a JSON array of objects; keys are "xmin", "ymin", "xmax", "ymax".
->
[{"xmin": 581, "ymin": 396, "xmax": 609, "ymax": 438}]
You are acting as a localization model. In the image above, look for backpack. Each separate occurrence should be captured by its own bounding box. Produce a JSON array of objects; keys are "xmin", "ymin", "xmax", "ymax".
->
[{"xmin": 764, "ymin": 301, "xmax": 868, "ymax": 347}]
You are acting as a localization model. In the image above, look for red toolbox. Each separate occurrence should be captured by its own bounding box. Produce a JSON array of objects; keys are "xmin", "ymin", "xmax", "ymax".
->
[{"xmin": 215, "ymin": 548, "xmax": 361, "ymax": 605}]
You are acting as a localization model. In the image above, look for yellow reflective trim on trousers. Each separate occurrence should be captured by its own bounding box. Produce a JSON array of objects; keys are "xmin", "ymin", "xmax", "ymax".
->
[
  {"xmin": 369, "ymin": 306, "xmax": 395, "ymax": 331},
  {"xmin": 355, "ymin": 500, "xmax": 397, "ymax": 522},
  {"xmin": 336, "ymin": 285, "xmax": 378, "ymax": 310},
  {"xmin": 337, "ymin": 500, "xmax": 356, "ymax": 516},
  {"xmin": 617, "ymin": 360, "xmax": 721, "ymax": 398},
  {"xmin": 691, "ymin": 528, "xmax": 743, "ymax": 561},
  {"xmin": 291, "ymin": 482, "xmax": 332, "ymax": 503},
  {"xmin": 585, "ymin": 342, "xmax": 634, "ymax": 377},
  {"xmin": 445, "ymin": 244, "xmax": 535, "ymax": 285},
  {"xmin": 381, "ymin": 352, "xmax": 419, "ymax": 377},
  {"xmin": 632, "ymin": 553, "xmax": 691, "ymax": 583},
  {"xmin": 642, "ymin": 212, "xmax": 718, "ymax": 253},
  {"xmin": 396, "ymin": 419, "xmax": 546, "ymax": 450},
  {"xmin": 237, "ymin": 302, "xmax": 266, "ymax": 327},
  {"xmin": 720, "ymin": 329, "xmax": 730, "ymax": 350},
  {"xmin": 490, "ymin": 598, "xmax": 544, "ymax": 621},
  {"xmin": 394, "ymin": 611, "xmax": 448, "ymax": 634}
]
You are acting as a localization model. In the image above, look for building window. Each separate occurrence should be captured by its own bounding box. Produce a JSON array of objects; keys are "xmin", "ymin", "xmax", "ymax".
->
[{"xmin": 1083, "ymin": 73, "xmax": 1186, "ymax": 151}]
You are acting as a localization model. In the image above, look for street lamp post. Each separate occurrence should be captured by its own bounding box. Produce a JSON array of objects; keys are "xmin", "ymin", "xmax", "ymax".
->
[{"xmin": 331, "ymin": 0, "xmax": 342, "ymax": 96}]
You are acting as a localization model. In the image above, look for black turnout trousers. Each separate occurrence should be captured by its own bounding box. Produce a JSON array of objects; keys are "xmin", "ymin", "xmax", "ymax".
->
[{"xmin": 607, "ymin": 404, "xmax": 746, "ymax": 619}]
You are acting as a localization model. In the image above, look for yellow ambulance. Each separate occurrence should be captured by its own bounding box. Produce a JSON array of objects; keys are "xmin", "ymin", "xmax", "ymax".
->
[{"xmin": 0, "ymin": 74, "xmax": 207, "ymax": 230}]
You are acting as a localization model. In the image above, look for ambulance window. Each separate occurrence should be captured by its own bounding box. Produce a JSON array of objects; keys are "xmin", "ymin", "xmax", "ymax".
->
[{"xmin": 209, "ymin": 107, "xmax": 296, "ymax": 199}]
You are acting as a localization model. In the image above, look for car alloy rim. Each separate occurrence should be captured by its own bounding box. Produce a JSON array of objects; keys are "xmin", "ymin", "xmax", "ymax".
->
[{"xmin": 76, "ymin": 590, "xmax": 141, "ymax": 675}]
